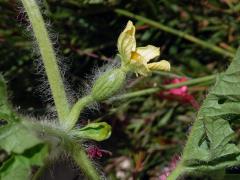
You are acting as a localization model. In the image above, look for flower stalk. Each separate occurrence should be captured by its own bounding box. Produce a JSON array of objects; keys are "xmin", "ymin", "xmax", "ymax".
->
[
  {"xmin": 65, "ymin": 96, "xmax": 94, "ymax": 130},
  {"xmin": 110, "ymin": 74, "xmax": 216, "ymax": 101}
]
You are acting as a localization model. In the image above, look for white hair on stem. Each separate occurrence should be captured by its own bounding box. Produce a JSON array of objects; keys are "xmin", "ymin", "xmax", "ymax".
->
[{"xmin": 17, "ymin": 0, "xmax": 113, "ymax": 178}]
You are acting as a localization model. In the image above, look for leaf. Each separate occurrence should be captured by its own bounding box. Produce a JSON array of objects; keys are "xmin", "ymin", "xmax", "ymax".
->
[
  {"xmin": 0, "ymin": 144, "xmax": 48, "ymax": 180},
  {"xmin": 71, "ymin": 122, "xmax": 112, "ymax": 141},
  {"xmin": 0, "ymin": 156, "xmax": 30, "ymax": 180},
  {"xmin": 22, "ymin": 144, "xmax": 48, "ymax": 166},
  {"xmin": 157, "ymin": 108, "xmax": 174, "ymax": 128},
  {"xmin": 0, "ymin": 75, "xmax": 13, "ymax": 122},
  {"xmin": 0, "ymin": 122, "xmax": 42, "ymax": 154},
  {"xmin": 183, "ymin": 49, "xmax": 240, "ymax": 169},
  {"xmin": 204, "ymin": 118, "xmax": 239, "ymax": 159},
  {"xmin": 0, "ymin": 76, "xmax": 44, "ymax": 154},
  {"xmin": 0, "ymin": 75, "xmax": 49, "ymax": 179}
]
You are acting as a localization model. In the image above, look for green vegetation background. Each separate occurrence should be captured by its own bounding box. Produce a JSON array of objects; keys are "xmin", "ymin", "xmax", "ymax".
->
[{"xmin": 0, "ymin": 0, "xmax": 240, "ymax": 179}]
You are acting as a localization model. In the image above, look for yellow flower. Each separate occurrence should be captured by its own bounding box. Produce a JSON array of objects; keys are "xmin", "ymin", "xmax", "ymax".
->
[{"xmin": 117, "ymin": 21, "xmax": 170, "ymax": 76}]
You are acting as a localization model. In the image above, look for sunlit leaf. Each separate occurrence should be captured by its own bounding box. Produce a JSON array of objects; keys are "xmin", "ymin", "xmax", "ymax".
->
[
  {"xmin": 183, "ymin": 49, "xmax": 240, "ymax": 170},
  {"xmin": 0, "ymin": 122, "xmax": 42, "ymax": 154}
]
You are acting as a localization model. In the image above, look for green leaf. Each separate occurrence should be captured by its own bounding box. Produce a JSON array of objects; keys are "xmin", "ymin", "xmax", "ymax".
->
[
  {"xmin": 183, "ymin": 49, "xmax": 240, "ymax": 170},
  {"xmin": 0, "ymin": 76, "xmax": 42, "ymax": 154},
  {"xmin": 0, "ymin": 122, "xmax": 42, "ymax": 154},
  {"xmin": 22, "ymin": 144, "xmax": 48, "ymax": 166},
  {"xmin": 0, "ymin": 75, "xmax": 13, "ymax": 122},
  {"xmin": 0, "ymin": 75, "xmax": 49, "ymax": 179},
  {"xmin": 71, "ymin": 122, "xmax": 112, "ymax": 141},
  {"xmin": 0, "ymin": 155, "xmax": 31, "ymax": 180},
  {"xmin": 0, "ymin": 144, "xmax": 48, "ymax": 180},
  {"xmin": 204, "ymin": 118, "xmax": 239, "ymax": 159}
]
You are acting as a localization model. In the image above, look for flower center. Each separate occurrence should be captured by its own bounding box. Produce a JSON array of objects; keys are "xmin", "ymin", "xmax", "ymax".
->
[{"xmin": 131, "ymin": 51, "xmax": 141, "ymax": 61}]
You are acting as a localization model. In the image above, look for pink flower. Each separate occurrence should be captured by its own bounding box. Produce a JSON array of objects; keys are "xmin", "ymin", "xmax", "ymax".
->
[
  {"xmin": 159, "ymin": 155, "xmax": 180, "ymax": 180},
  {"xmin": 86, "ymin": 145, "xmax": 112, "ymax": 159},
  {"xmin": 158, "ymin": 77, "xmax": 199, "ymax": 109}
]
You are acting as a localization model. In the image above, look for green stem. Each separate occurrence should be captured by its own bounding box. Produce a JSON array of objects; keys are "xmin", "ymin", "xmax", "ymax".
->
[
  {"xmin": 23, "ymin": 119, "xmax": 100, "ymax": 180},
  {"xmin": 168, "ymin": 152, "xmax": 240, "ymax": 179},
  {"xmin": 65, "ymin": 96, "xmax": 94, "ymax": 130},
  {"xmin": 111, "ymin": 74, "xmax": 216, "ymax": 101},
  {"xmin": 164, "ymin": 74, "xmax": 216, "ymax": 89},
  {"xmin": 153, "ymin": 71, "xmax": 182, "ymax": 78},
  {"xmin": 115, "ymin": 9, "xmax": 235, "ymax": 58},
  {"xmin": 167, "ymin": 163, "xmax": 185, "ymax": 180},
  {"xmin": 20, "ymin": 1, "xmax": 99, "ymax": 179},
  {"xmin": 21, "ymin": 0, "xmax": 70, "ymax": 122},
  {"xmin": 32, "ymin": 160, "xmax": 50, "ymax": 180},
  {"xmin": 70, "ymin": 143, "xmax": 100, "ymax": 180}
]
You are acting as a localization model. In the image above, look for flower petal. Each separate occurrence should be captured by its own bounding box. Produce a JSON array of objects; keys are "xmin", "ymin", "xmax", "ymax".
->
[
  {"xmin": 129, "ymin": 60, "xmax": 150, "ymax": 76},
  {"xmin": 117, "ymin": 21, "xmax": 136, "ymax": 61},
  {"xmin": 136, "ymin": 45, "xmax": 160, "ymax": 63},
  {"xmin": 147, "ymin": 60, "xmax": 170, "ymax": 71}
]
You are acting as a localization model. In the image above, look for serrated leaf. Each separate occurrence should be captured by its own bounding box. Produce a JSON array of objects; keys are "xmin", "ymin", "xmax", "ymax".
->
[
  {"xmin": 71, "ymin": 122, "xmax": 112, "ymax": 141},
  {"xmin": 0, "ymin": 122, "xmax": 42, "ymax": 154},
  {"xmin": 183, "ymin": 49, "xmax": 240, "ymax": 169},
  {"xmin": 204, "ymin": 118, "xmax": 239, "ymax": 159}
]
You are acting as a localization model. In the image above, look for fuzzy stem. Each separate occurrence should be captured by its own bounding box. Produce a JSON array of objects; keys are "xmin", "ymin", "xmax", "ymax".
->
[
  {"xmin": 111, "ymin": 74, "xmax": 216, "ymax": 101},
  {"xmin": 23, "ymin": 119, "xmax": 100, "ymax": 180},
  {"xmin": 167, "ymin": 163, "xmax": 185, "ymax": 180},
  {"xmin": 20, "ymin": 1, "xmax": 99, "ymax": 179},
  {"xmin": 70, "ymin": 143, "xmax": 100, "ymax": 180},
  {"xmin": 115, "ymin": 9, "xmax": 235, "ymax": 58},
  {"xmin": 21, "ymin": 0, "xmax": 70, "ymax": 122},
  {"xmin": 65, "ymin": 96, "xmax": 94, "ymax": 130}
]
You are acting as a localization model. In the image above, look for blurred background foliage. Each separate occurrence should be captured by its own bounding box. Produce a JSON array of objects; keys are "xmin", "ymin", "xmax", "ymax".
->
[{"xmin": 0, "ymin": 0, "xmax": 240, "ymax": 179}]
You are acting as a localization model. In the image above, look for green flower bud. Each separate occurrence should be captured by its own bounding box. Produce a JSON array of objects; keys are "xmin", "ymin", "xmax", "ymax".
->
[
  {"xmin": 71, "ymin": 122, "xmax": 112, "ymax": 141},
  {"xmin": 91, "ymin": 68, "xmax": 126, "ymax": 101}
]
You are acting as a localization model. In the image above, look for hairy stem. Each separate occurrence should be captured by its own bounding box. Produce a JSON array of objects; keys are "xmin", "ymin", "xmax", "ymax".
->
[
  {"xmin": 21, "ymin": 0, "xmax": 70, "ymax": 122},
  {"xmin": 23, "ymin": 119, "xmax": 100, "ymax": 180},
  {"xmin": 65, "ymin": 95, "xmax": 94, "ymax": 130},
  {"xmin": 20, "ymin": 1, "xmax": 99, "ymax": 179},
  {"xmin": 70, "ymin": 143, "xmax": 100, "ymax": 180},
  {"xmin": 115, "ymin": 9, "xmax": 235, "ymax": 58},
  {"xmin": 111, "ymin": 74, "xmax": 216, "ymax": 101}
]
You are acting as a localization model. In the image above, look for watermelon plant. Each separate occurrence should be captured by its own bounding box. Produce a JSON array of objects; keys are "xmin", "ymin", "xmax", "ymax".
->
[
  {"xmin": 168, "ymin": 48, "xmax": 240, "ymax": 179},
  {"xmin": 1, "ymin": 0, "xmax": 240, "ymax": 180},
  {"xmin": 0, "ymin": 0, "xmax": 170, "ymax": 179}
]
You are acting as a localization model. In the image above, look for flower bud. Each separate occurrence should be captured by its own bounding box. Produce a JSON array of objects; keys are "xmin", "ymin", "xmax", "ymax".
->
[
  {"xmin": 91, "ymin": 68, "xmax": 126, "ymax": 101},
  {"xmin": 71, "ymin": 122, "xmax": 112, "ymax": 141}
]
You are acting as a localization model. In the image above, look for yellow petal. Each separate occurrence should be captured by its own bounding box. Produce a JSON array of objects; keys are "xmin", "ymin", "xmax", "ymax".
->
[
  {"xmin": 147, "ymin": 60, "xmax": 171, "ymax": 71},
  {"xmin": 117, "ymin": 21, "xmax": 136, "ymax": 61},
  {"xmin": 130, "ymin": 60, "xmax": 150, "ymax": 76},
  {"xmin": 130, "ymin": 51, "xmax": 141, "ymax": 62},
  {"xmin": 136, "ymin": 45, "xmax": 160, "ymax": 63}
]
